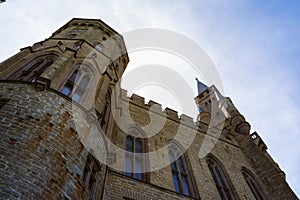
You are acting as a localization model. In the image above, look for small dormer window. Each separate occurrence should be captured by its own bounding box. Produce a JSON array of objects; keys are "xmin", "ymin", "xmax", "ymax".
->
[
  {"xmin": 95, "ymin": 44, "xmax": 103, "ymax": 52},
  {"xmin": 68, "ymin": 29, "xmax": 87, "ymax": 34}
]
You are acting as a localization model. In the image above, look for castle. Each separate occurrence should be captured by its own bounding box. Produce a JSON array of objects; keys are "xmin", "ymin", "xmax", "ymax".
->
[{"xmin": 0, "ymin": 18, "xmax": 298, "ymax": 199}]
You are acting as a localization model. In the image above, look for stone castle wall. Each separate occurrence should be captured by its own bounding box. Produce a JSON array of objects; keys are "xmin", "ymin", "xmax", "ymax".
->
[
  {"xmin": 0, "ymin": 83, "xmax": 90, "ymax": 199},
  {"xmin": 104, "ymin": 90, "xmax": 265, "ymax": 199}
]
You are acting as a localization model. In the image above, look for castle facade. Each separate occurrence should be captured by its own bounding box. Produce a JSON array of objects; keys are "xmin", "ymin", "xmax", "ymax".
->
[{"xmin": 0, "ymin": 18, "xmax": 297, "ymax": 200}]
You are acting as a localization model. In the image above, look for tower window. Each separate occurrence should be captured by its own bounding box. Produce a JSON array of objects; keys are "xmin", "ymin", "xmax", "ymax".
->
[
  {"xmin": 68, "ymin": 29, "xmax": 87, "ymax": 33},
  {"xmin": 241, "ymin": 167, "xmax": 268, "ymax": 200},
  {"xmin": 11, "ymin": 55, "xmax": 56, "ymax": 82},
  {"xmin": 61, "ymin": 65, "xmax": 92, "ymax": 103},
  {"xmin": 206, "ymin": 155, "xmax": 238, "ymax": 200}
]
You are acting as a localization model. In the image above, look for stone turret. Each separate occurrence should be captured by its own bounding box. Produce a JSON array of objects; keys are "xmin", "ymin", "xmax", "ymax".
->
[
  {"xmin": 0, "ymin": 18, "xmax": 129, "ymax": 199},
  {"xmin": 194, "ymin": 80, "xmax": 297, "ymax": 199},
  {"xmin": 194, "ymin": 79, "xmax": 250, "ymax": 135}
]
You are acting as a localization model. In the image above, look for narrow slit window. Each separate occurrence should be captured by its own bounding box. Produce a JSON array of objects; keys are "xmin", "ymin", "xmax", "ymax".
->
[
  {"xmin": 83, "ymin": 153, "xmax": 102, "ymax": 199},
  {"xmin": 100, "ymin": 91, "xmax": 111, "ymax": 132}
]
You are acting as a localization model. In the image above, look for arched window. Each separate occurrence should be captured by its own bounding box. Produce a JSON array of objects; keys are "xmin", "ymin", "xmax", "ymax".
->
[
  {"xmin": 124, "ymin": 128, "xmax": 148, "ymax": 181},
  {"xmin": 11, "ymin": 55, "xmax": 57, "ymax": 82},
  {"xmin": 206, "ymin": 155, "xmax": 238, "ymax": 200},
  {"xmin": 83, "ymin": 153, "xmax": 102, "ymax": 199},
  {"xmin": 168, "ymin": 143, "xmax": 197, "ymax": 197},
  {"xmin": 61, "ymin": 64, "xmax": 92, "ymax": 102},
  {"xmin": 241, "ymin": 167, "xmax": 268, "ymax": 200}
]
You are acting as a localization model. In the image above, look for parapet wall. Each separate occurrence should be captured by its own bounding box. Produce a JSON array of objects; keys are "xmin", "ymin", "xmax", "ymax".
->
[{"xmin": 119, "ymin": 88, "xmax": 198, "ymax": 130}]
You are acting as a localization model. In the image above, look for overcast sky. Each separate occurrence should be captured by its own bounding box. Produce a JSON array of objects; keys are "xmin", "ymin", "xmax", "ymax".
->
[{"xmin": 0, "ymin": 0, "xmax": 299, "ymax": 197}]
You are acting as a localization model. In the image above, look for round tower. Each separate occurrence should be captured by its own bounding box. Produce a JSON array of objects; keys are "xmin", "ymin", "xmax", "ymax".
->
[{"xmin": 0, "ymin": 18, "xmax": 129, "ymax": 199}]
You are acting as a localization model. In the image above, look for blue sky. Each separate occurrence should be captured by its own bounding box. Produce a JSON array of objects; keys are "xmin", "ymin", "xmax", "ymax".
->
[{"xmin": 0, "ymin": 0, "xmax": 299, "ymax": 197}]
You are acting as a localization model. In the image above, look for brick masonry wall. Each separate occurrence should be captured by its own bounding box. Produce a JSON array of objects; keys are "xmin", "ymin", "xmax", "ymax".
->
[
  {"xmin": 104, "ymin": 170, "xmax": 195, "ymax": 200},
  {"xmin": 0, "ymin": 83, "xmax": 90, "ymax": 199}
]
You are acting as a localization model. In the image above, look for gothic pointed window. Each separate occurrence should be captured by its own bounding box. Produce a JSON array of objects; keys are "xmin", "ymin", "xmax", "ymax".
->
[
  {"xmin": 169, "ymin": 145, "xmax": 196, "ymax": 197},
  {"xmin": 61, "ymin": 64, "xmax": 92, "ymax": 103},
  {"xmin": 124, "ymin": 128, "xmax": 148, "ymax": 181},
  {"xmin": 206, "ymin": 155, "xmax": 238, "ymax": 200},
  {"xmin": 170, "ymin": 153, "xmax": 191, "ymax": 195},
  {"xmin": 11, "ymin": 55, "xmax": 57, "ymax": 82},
  {"xmin": 241, "ymin": 167, "xmax": 268, "ymax": 200}
]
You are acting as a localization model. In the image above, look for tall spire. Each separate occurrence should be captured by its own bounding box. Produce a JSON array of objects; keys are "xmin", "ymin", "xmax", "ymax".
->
[{"xmin": 195, "ymin": 78, "xmax": 208, "ymax": 94}]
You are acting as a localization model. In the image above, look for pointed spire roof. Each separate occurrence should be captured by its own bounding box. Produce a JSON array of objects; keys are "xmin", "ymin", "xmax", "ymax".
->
[{"xmin": 196, "ymin": 78, "xmax": 208, "ymax": 94}]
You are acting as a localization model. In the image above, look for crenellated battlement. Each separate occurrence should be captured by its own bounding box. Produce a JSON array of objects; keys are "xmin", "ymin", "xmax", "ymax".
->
[
  {"xmin": 52, "ymin": 18, "xmax": 120, "ymax": 38},
  {"xmin": 118, "ymin": 88, "xmax": 198, "ymax": 129}
]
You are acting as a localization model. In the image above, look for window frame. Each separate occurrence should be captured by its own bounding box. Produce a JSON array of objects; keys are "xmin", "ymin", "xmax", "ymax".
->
[
  {"xmin": 169, "ymin": 151, "xmax": 192, "ymax": 196},
  {"xmin": 168, "ymin": 143, "xmax": 198, "ymax": 198},
  {"xmin": 60, "ymin": 64, "xmax": 92, "ymax": 103},
  {"xmin": 10, "ymin": 55, "xmax": 57, "ymax": 82},
  {"xmin": 241, "ymin": 167, "xmax": 268, "ymax": 200},
  {"xmin": 123, "ymin": 128, "xmax": 149, "ymax": 182},
  {"xmin": 206, "ymin": 154, "xmax": 238, "ymax": 200}
]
